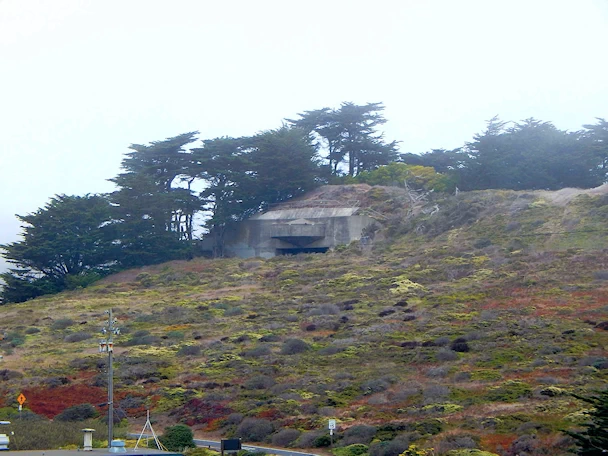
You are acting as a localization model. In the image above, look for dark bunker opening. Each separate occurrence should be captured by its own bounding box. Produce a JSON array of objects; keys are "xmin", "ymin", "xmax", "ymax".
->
[{"xmin": 276, "ymin": 247, "xmax": 329, "ymax": 255}]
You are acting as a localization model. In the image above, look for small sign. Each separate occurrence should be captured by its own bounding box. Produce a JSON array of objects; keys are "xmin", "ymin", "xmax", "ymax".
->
[
  {"xmin": 221, "ymin": 439, "xmax": 241, "ymax": 452},
  {"xmin": 328, "ymin": 419, "xmax": 336, "ymax": 430},
  {"xmin": 17, "ymin": 394, "xmax": 26, "ymax": 406}
]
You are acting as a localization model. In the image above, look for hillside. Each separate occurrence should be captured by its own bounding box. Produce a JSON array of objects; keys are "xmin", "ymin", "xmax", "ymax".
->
[{"xmin": 0, "ymin": 185, "xmax": 607, "ymax": 455}]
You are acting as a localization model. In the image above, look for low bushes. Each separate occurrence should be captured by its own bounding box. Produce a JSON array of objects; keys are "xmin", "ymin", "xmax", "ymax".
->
[
  {"xmin": 54, "ymin": 403, "xmax": 98, "ymax": 421},
  {"xmin": 271, "ymin": 428, "xmax": 301, "ymax": 447},
  {"xmin": 235, "ymin": 418, "xmax": 274, "ymax": 442},
  {"xmin": 280, "ymin": 338, "xmax": 310, "ymax": 355}
]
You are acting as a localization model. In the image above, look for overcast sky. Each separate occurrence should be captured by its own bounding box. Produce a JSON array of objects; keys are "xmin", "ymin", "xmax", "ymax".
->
[{"xmin": 1, "ymin": 0, "xmax": 607, "ymax": 272}]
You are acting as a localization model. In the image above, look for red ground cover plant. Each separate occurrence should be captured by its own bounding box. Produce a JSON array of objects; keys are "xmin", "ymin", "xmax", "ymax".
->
[
  {"xmin": 480, "ymin": 433, "xmax": 516, "ymax": 453},
  {"xmin": 257, "ymin": 408, "xmax": 284, "ymax": 420},
  {"xmin": 23, "ymin": 384, "xmax": 107, "ymax": 418}
]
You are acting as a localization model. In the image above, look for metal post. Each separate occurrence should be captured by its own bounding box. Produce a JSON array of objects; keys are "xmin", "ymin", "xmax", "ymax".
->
[
  {"xmin": 108, "ymin": 322, "xmax": 113, "ymax": 449},
  {"xmin": 100, "ymin": 309, "xmax": 119, "ymax": 448}
]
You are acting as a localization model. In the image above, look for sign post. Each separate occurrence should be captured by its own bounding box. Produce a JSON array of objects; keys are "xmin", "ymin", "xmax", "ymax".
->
[
  {"xmin": 328, "ymin": 419, "xmax": 336, "ymax": 448},
  {"xmin": 17, "ymin": 394, "xmax": 26, "ymax": 418}
]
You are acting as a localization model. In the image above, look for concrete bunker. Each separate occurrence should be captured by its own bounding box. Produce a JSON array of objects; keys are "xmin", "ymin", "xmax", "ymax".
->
[{"xmin": 222, "ymin": 205, "xmax": 375, "ymax": 259}]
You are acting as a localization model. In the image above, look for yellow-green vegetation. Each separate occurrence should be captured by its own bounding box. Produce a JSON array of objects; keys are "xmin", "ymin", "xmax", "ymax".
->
[
  {"xmin": 391, "ymin": 276, "xmax": 428, "ymax": 295},
  {"xmin": 0, "ymin": 186, "xmax": 607, "ymax": 456}
]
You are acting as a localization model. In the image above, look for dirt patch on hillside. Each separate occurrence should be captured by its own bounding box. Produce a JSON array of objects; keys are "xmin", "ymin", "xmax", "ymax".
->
[
  {"xmin": 274, "ymin": 184, "xmax": 373, "ymax": 208},
  {"xmin": 537, "ymin": 183, "xmax": 608, "ymax": 206},
  {"xmin": 275, "ymin": 184, "xmax": 412, "ymax": 209}
]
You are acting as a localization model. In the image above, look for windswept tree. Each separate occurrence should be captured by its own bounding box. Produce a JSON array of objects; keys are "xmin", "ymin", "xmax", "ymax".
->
[
  {"xmin": 288, "ymin": 102, "xmax": 398, "ymax": 176},
  {"xmin": 459, "ymin": 115, "xmax": 511, "ymax": 190},
  {"xmin": 413, "ymin": 116, "xmax": 607, "ymax": 191},
  {"xmin": 247, "ymin": 126, "xmax": 321, "ymax": 207},
  {"xmin": 110, "ymin": 132, "xmax": 200, "ymax": 241},
  {"xmin": 582, "ymin": 117, "xmax": 608, "ymax": 182},
  {"xmin": 464, "ymin": 117, "xmax": 604, "ymax": 190},
  {"xmin": 190, "ymin": 136, "xmax": 251, "ymax": 256},
  {"xmin": 108, "ymin": 172, "xmax": 189, "ymax": 267},
  {"xmin": 108, "ymin": 132, "xmax": 200, "ymax": 265},
  {"xmin": 0, "ymin": 194, "xmax": 116, "ymax": 303}
]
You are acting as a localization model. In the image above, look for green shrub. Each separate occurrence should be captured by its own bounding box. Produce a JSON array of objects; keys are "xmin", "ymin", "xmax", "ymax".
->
[
  {"xmin": 342, "ymin": 424, "xmax": 377, "ymax": 445},
  {"xmin": 51, "ymin": 318, "xmax": 74, "ymax": 330},
  {"xmin": 242, "ymin": 345, "xmax": 271, "ymax": 358},
  {"xmin": 281, "ymin": 338, "xmax": 310, "ymax": 355},
  {"xmin": 123, "ymin": 330, "xmax": 161, "ymax": 346},
  {"xmin": 159, "ymin": 424, "xmax": 196, "ymax": 451},
  {"xmin": 369, "ymin": 441, "xmax": 401, "ymax": 456},
  {"xmin": 415, "ymin": 419, "xmax": 443, "ymax": 436},
  {"xmin": 486, "ymin": 381, "xmax": 532, "ymax": 402},
  {"xmin": 333, "ymin": 444, "xmax": 369, "ymax": 456},
  {"xmin": 3, "ymin": 331, "xmax": 25, "ymax": 347},
  {"xmin": 493, "ymin": 414, "xmax": 532, "ymax": 433},
  {"xmin": 55, "ymin": 403, "xmax": 98, "ymax": 421},
  {"xmin": 312, "ymin": 434, "xmax": 331, "ymax": 447},
  {"xmin": 64, "ymin": 332, "xmax": 92, "ymax": 343},
  {"xmin": 166, "ymin": 330, "xmax": 185, "ymax": 340}
]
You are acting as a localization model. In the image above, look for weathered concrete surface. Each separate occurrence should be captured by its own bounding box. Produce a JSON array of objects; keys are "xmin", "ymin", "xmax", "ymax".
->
[
  {"xmin": 223, "ymin": 207, "xmax": 374, "ymax": 258},
  {"xmin": 251, "ymin": 208, "xmax": 360, "ymax": 220}
]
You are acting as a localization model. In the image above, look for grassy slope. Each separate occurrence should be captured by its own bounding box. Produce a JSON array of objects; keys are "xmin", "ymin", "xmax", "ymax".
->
[{"xmin": 0, "ymin": 186, "xmax": 607, "ymax": 455}]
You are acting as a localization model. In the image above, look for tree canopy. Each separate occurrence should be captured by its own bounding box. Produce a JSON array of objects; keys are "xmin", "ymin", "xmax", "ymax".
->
[
  {"xmin": 407, "ymin": 116, "xmax": 607, "ymax": 191},
  {"xmin": 0, "ymin": 194, "xmax": 117, "ymax": 303},
  {"xmin": 351, "ymin": 162, "xmax": 454, "ymax": 192},
  {"xmin": 288, "ymin": 102, "xmax": 398, "ymax": 176}
]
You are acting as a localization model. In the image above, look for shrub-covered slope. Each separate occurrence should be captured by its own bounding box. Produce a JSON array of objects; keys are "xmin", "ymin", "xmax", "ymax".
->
[{"xmin": 0, "ymin": 186, "xmax": 607, "ymax": 455}]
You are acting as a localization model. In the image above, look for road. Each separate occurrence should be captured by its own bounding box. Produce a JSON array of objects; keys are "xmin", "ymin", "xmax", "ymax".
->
[{"xmin": 128, "ymin": 434, "xmax": 318, "ymax": 456}]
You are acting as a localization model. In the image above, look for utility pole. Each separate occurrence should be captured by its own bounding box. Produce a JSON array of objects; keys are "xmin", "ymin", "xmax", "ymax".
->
[{"xmin": 99, "ymin": 309, "xmax": 120, "ymax": 448}]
